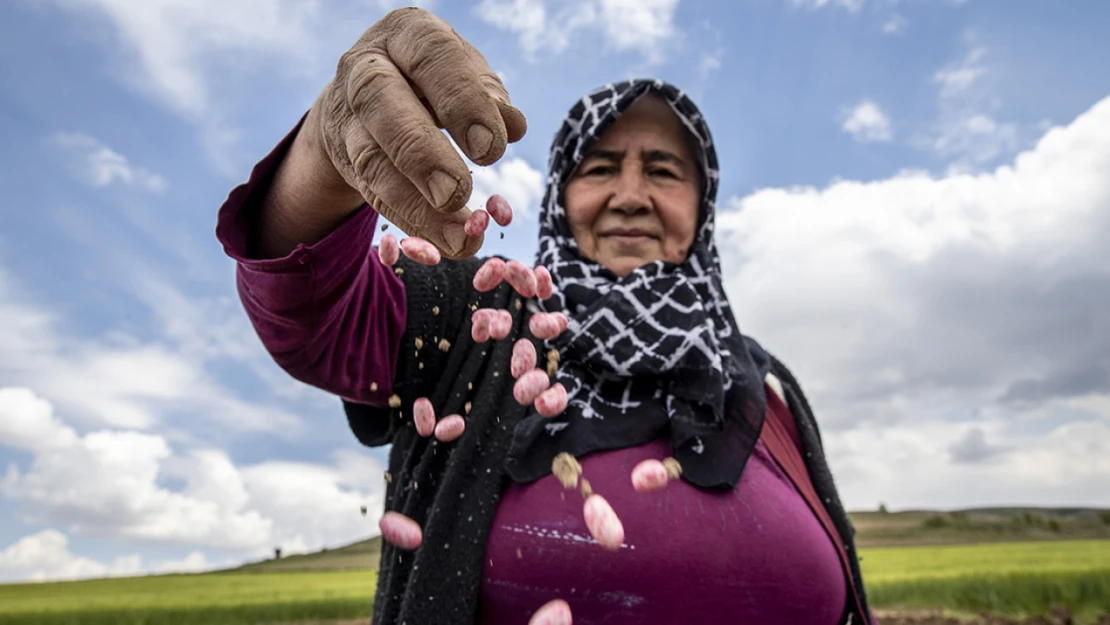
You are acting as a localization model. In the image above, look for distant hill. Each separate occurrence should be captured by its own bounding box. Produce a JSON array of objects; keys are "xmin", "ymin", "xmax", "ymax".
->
[{"xmin": 225, "ymin": 506, "xmax": 1110, "ymax": 574}]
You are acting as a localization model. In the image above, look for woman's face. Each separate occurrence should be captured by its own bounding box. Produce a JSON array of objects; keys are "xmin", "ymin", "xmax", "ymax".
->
[{"xmin": 563, "ymin": 95, "xmax": 701, "ymax": 278}]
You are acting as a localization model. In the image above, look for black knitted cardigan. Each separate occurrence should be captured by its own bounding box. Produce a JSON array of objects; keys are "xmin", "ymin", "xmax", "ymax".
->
[{"xmin": 343, "ymin": 255, "xmax": 874, "ymax": 625}]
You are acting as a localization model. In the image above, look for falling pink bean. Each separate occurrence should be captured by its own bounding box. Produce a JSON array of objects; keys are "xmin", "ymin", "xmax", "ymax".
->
[
  {"xmin": 465, "ymin": 209, "xmax": 490, "ymax": 237},
  {"xmin": 486, "ymin": 194, "xmax": 514, "ymax": 227},
  {"xmin": 378, "ymin": 234, "xmax": 400, "ymax": 266},
  {"xmin": 413, "ymin": 397, "xmax": 436, "ymax": 438},
  {"xmin": 488, "ymin": 309, "xmax": 513, "ymax": 340},
  {"xmin": 534, "ymin": 265, "xmax": 554, "ymax": 300},
  {"xmin": 471, "ymin": 309, "xmax": 493, "ymax": 343},
  {"xmin": 583, "ymin": 494, "xmax": 624, "ymax": 551},
  {"xmin": 535, "ymin": 383, "xmax": 567, "ymax": 417},
  {"xmin": 473, "ymin": 258, "xmax": 507, "ymax": 292},
  {"xmin": 529, "ymin": 312, "xmax": 568, "ymax": 339},
  {"xmin": 528, "ymin": 598, "xmax": 572, "ymax": 625},
  {"xmin": 400, "ymin": 237, "xmax": 441, "ymax": 265},
  {"xmin": 511, "ymin": 339, "xmax": 537, "ymax": 379},
  {"xmin": 514, "ymin": 369, "xmax": 551, "ymax": 405},
  {"xmin": 434, "ymin": 414, "xmax": 466, "ymax": 442},
  {"xmin": 379, "ymin": 511, "xmax": 423, "ymax": 551},
  {"xmin": 505, "ymin": 260, "xmax": 538, "ymax": 298},
  {"xmin": 631, "ymin": 459, "xmax": 669, "ymax": 493}
]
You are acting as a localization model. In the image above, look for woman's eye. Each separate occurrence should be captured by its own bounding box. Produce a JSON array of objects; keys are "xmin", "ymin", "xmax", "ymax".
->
[
  {"xmin": 584, "ymin": 166, "xmax": 615, "ymax": 176},
  {"xmin": 650, "ymin": 169, "xmax": 677, "ymax": 178}
]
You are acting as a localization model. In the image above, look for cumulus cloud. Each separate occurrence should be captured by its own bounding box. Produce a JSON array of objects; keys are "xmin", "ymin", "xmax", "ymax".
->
[
  {"xmin": 788, "ymin": 0, "xmax": 865, "ymax": 12},
  {"xmin": 841, "ymin": 99, "xmax": 893, "ymax": 142},
  {"xmin": 0, "ymin": 529, "xmax": 210, "ymax": 583},
  {"xmin": 717, "ymin": 93, "xmax": 1110, "ymax": 508},
  {"xmin": 0, "ymin": 264, "xmax": 305, "ymax": 434},
  {"xmin": 0, "ymin": 387, "xmax": 385, "ymax": 581},
  {"xmin": 881, "ymin": 14, "xmax": 907, "ymax": 35},
  {"xmin": 50, "ymin": 132, "xmax": 166, "ymax": 192},
  {"xmin": 470, "ymin": 157, "xmax": 546, "ymax": 218},
  {"xmin": 473, "ymin": 0, "xmax": 680, "ymax": 63}
]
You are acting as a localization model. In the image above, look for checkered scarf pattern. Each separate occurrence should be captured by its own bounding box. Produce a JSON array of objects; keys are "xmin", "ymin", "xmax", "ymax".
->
[{"xmin": 504, "ymin": 79, "xmax": 771, "ymax": 489}]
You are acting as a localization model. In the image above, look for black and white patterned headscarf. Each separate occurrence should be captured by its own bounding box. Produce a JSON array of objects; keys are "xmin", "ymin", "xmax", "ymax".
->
[{"xmin": 504, "ymin": 79, "xmax": 773, "ymax": 490}]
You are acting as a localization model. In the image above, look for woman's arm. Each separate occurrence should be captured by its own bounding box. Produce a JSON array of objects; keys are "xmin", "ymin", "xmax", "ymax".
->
[{"xmin": 215, "ymin": 116, "xmax": 406, "ymax": 406}]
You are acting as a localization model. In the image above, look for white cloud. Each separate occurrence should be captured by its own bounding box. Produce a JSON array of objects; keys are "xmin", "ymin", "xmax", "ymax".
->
[
  {"xmin": 881, "ymin": 13, "xmax": 907, "ymax": 34},
  {"xmin": 0, "ymin": 388, "xmax": 385, "ymax": 581},
  {"xmin": 50, "ymin": 132, "xmax": 167, "ymax": 192},
  {"xmin": 718, "ymin": 93, "xmax": 1110, "ymax": 509},
  {"xmin": 788, "ymin": 0, "xmax": 866, "ymax": 12},
  {"xmin": 0, "ymin": 529, "xmax": 212, "ymax": 583},
  {"xmin": 925, "ymin": 45, "xmax": 1020, "ymax": 170},
  {"xmin": 470, "ymin": 157, "xmax": 546, "ymax": 218},
  {"xmin": 473, "ymin": 0, "xmax": 680, "ymax": 63},
  {"xmin": 0, "ymin": 265, "xmax": 305, "ymax": 434},
  {"xmin": 841, "ymin": 99, "xmax": 893, "ymax": 142}
]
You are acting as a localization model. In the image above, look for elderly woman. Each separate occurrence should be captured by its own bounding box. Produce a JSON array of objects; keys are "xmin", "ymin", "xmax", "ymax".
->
[{"xmin": 216, "ymin": 8, "xmax": 876, "ymax": 625}]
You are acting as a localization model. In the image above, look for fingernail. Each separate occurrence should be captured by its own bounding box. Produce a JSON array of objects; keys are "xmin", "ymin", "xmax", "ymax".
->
[
  {"xmin": 442, "ymin": 222, "xmax": 467, "ymax": 254},
  {"xmin": 428, "ymin": 170, "xmax": 458, "ymax": 209},
  {"xmin": 467, "ymin": 124, "xmax": 493, "ymax": 159}
]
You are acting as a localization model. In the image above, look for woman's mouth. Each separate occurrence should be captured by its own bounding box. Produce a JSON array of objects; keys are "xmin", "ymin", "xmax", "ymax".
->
[{"xmin": 600, "ymin": 229, "xmax": 657, "ymax": 244}]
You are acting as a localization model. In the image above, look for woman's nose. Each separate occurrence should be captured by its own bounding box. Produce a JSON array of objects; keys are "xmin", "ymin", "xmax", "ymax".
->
[{"xmin": 608, "ymin": 169, "xmax": 651, "ymax": 214}]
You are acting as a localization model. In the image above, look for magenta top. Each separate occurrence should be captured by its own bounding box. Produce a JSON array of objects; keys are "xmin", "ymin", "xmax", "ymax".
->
[{"xmin": 216, "ymin": 121, "xmax": 848, "ymax": 624}]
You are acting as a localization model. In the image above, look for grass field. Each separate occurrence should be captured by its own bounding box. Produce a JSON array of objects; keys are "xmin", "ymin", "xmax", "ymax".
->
[{"xmin": 1, "ymin": 514, "xmax": 1107, "ymax": 625}]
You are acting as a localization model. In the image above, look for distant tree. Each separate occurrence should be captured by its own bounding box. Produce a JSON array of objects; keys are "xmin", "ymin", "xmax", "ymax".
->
[
  {"xmin": 274, "ymin": 547, "xmax": 282, "ymax": 560},
  {"xmin": 360, "ymin": 505, "xmax": 368, "ymax": 516},
  {"xmin": 1099, "ymin": 511, "xmax": 1110, "ymax": 526},
  {"xmin": 923, "ymin": 514, "xmax": 949, "ymax": 529},
  {"xmin": 878, "ymin": 503, "xmax": 889, "ymax": 514},
  {"xmin": 1048, "ymin": 519, "xmax": 1062, "ymax": 533}
]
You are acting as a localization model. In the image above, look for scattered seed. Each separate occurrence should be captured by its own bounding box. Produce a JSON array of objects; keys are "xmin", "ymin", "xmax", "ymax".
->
[
  {"xmin": 505, "ymin": 260, "xmax": 538, "ymax": 298},
  {"xmin": 486, "ymin": 194, "xmax": 513, "ymax": 227},
  {"xmin": 535, "ymin": 383, "xmax": 568, "ymax": 417},
  {"xmin": 371, "ymin": 382, "xmax": 378, "ymax": 392},
  {"xmin": 552, "ymin": 452, "xmax": 582, "ymax": 490},
  {"xmin": 464, "ymin": 401, "xmax": 472, "ymax": 415},
  {"xmin": 380, "ymin": 224, "xmax": 388, "ymax": 232},
  {"xmin": 516, "ymin": 548, "xmax": 523, "ymax": 559},
  {"xmin": 500, "ymin": 232, "xmax": 505, "ymax": 239},
  {"xmin": 400, "ymin": 237, "xmax": 442, "ymax": 265},
  {"xmin": 432, "ymin": 305, "xmax": 440, "ymax": 315},
  {"xmin": 471, "ymin": 309, "xmax": 493, "ymax": 343},
  {"xmin": 439, "ymin": 339, "xmax": 451, "ymax": 352},
  {"xmin": 583, "ymin": 494, "xmax": 624, "ymax": 551},
  {"xmin": 434, "ymin": 414, "xmax": 466, "ymax": 442},
  {"xmin": 580, "ymin": 478, "xmax": 593, "ymax": 499},
  {"xmin": 379, "ymin": 511, "xmax": 422, "ymax": 551},
  {"xmin": 415, "ymin": 337, "xmax": 424, "ymax": 349},
  {"xmin": 515, "ymin": 299, "xmax": 522, "ymax": 310},
  {"xmin": 395, "ymin": 267, "xmax": 404, "ymax": 276},
  {"xmin": 528, "ymin": 599, "xmax": 571, "ymax": 625},
  {"xmin": 378, "ymin": 234, "xmax": 400, "ymax": 266},
  {"xmin": 511, "ymin": 339, "xmax": 537, "ymax": 379},
  {"xmin": 513, "ymin": 369, "xmax": 551, "ymax": 405},
  {"xmin": 413, "ymin": 398, "xmax": 436, "ymax": 437},
  {"xmin": 534, "ymin": 265, "xmax": 554, "ymax": 300},
  {"xmin": 488, "ymin": 309, "xmax": 513, "ymax": 340},
  {"xmin": 631, "ymin": 459, "xmax": 669, "ymax": 493},
  {"xmin": 465, "ymin": 209, "xmax": 491, "ymax": 237},
  {"xmin": 468, "ymin": 382, "xmax": 473, "ymax": 390},
  {"xmin": 662, "ymin": 457, "xmax": 683, "ymax": 480},
  {"xmin": 384, "ymin": 471, "xmax": 392, "ymax": 483},
  {"xmin": 388, "ymin": 394, "xmax": 401, "ymax": 408},
  {"xmin": 473, "ymin": 258, "xmax": 507, "ymax": 292},
  {"xmin": 419, "ymin": 362, "xmax": 424, "ymax": 369}
]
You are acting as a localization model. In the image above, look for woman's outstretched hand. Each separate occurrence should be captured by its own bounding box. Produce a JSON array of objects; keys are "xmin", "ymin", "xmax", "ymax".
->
[{"xmin": 283, "ymin": 7, "xmax": 527, "ymax": 260}]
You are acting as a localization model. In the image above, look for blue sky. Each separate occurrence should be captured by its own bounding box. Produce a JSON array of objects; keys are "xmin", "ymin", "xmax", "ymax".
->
[{"xmin": 1, "ymin": 0, "xmax": 1108, "ymax": 582}]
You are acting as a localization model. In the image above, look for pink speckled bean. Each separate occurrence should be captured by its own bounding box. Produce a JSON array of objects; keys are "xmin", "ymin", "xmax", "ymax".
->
[
  {"xmin": 528, "ymin": 598, "xmax": 572, "ymax": 625},
  {"xmin": 379, "ymin": 511, "xmax": 422, "ymax": 551},
  {"xmin": 534, "ymin": 265, "xmax": 553, "ymax": 300},
  {"xmin": 513, "ymin": 369, "xmax": 550, "ymax": 405},
  {"xmin": 471, "ymin": 309, "xmax": 493, "ymax": 343},
  {"xmin": 534, "ymin": 383, "xmax": 567, "ymax": 417},
  {"xmin": 631, "ymin": 459, "xmax": 669, "ymax": 493},
  {"xmin": 378, "ymin": 234, "xmax": 399, "ymax": 266},
  {"xmin": 488, "ymin": 309, "xmax": 513, "ymax": 340},
  {"xmin": 486, "ymin": 194, "xmax": 513, "ymax": 227},
  {"xmin": 465, "ymin": 209, "xmax": 490, "ymax": 237},
  {"xmin": 400, "ymin": 237, "xmax": 441, "ymax": 265},
  {"xmin": 505, "ymin": 260, "xmax": 537, "ymax": 298},
  {"xmin": 583, "ymin": 494, "xmax": 624, "ymax": 551},
  {"xmin": 413, "ymin": 397, "xmax": 435, "ymax": 438},
  {"xmin": 511, "ymin": 339, "xmax": 537, "ymax": 379},
  {"xmin": 529, "ymin": 312, "xmax": 568, "ymax": 339},
  {"xmin": 434, "ymin": 414, "xmax": 465, "ymax": 442},
  {"xmin": 473, "ymin": 258, "xmax": 506, "ymax": 292}
]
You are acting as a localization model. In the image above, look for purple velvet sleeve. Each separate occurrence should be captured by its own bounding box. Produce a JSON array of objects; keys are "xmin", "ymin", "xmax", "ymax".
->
[{"xmin": 214, "ymin": 114, "xmax": 406, "ymax": 407}]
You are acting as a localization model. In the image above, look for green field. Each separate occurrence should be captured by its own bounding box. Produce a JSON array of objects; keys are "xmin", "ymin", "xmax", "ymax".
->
[{"xmin": 1, "ymin": 510, "xmax": 1108, "ymax": 625}]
